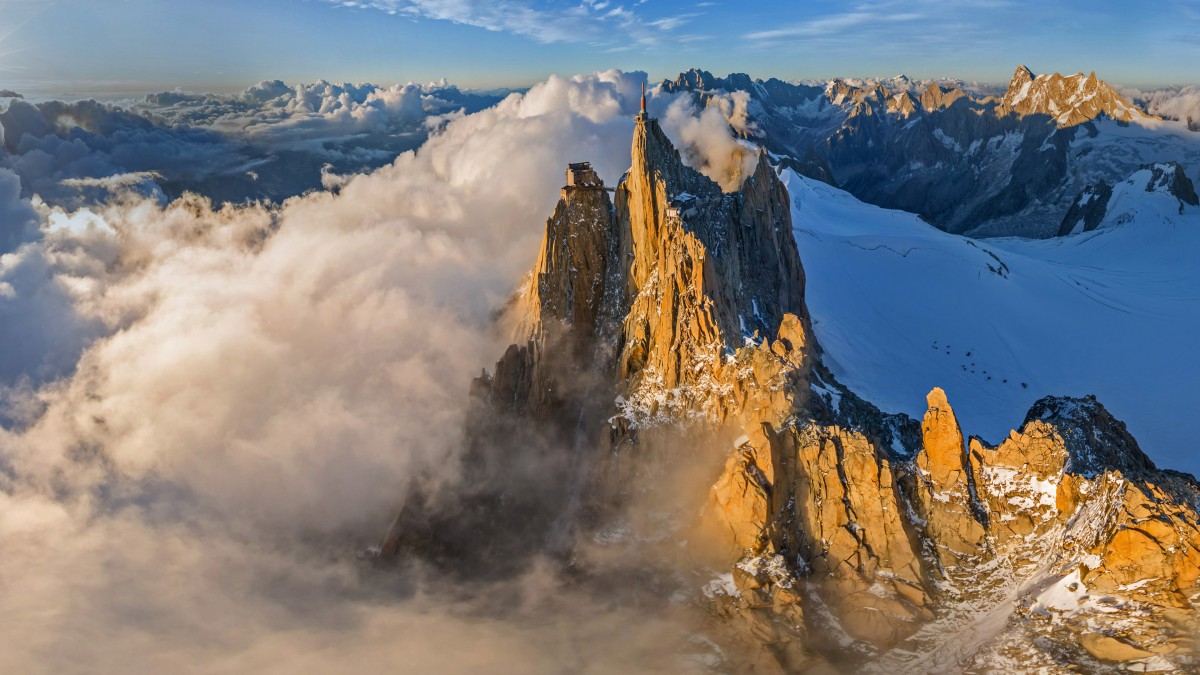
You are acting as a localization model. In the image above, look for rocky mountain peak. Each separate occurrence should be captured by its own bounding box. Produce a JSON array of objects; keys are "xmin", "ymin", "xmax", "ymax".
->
[
  {"xmin": 918, "ymin": 386, "xmax": 968, "ymax": 480},
  {"xmin": 1006, "ymin": 64, "xmax": 1036, "ymax": 96},
  {"xmin": 507, "ymin": 162, "xmax": 618, "ymax": 350},
  {"xmin": 1059, "ymin": 161, "xmax": 1199, "ymax": 235},
  {"xmin": 386, "ymin": 114, "xmax": 1200, "ymax": 673},
  {"xmin": 485, "ymin": 112, "xmax": 816, "ymax": 437},
  {"xmin": 615, "ymin": 115, "xmax": 813, "ymax": 419},
  {"xmin": 629, "ymin": 111, "xmax": 716, "ymax": 199},
  {"xmin": 1146, "ymin": 161, "xmax": 1200, "ymax": 206},
  {"xmin": 920, "ymin": 82, "xmax": 966, "ymax": 110},
  {"xmin": 888, "ymin": 90, "xmax": 919, "ymax": 116},
  {"xmin": 1001, "ymin": 64, "xmax": 1145, "ymax": 126},
  {"xmin": 668, "ymin": 67, "xmax": 718, "ymax": 92},
  {"xmin": 1023, "ymin": 394, "xmax": 1159, "ymax": 477},
  {"xmin": 663, "ymin": 68, "xmax": 755, "ymax": 95},
  {"xmin": 825, "ymin": 78, "xmax": 856, "ymax": 105}
]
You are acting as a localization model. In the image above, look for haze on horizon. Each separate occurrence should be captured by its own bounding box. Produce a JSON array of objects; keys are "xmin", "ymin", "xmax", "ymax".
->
[{"xmin": 0, "ymin": 0, "xmax": 1197, "ymax": 97}]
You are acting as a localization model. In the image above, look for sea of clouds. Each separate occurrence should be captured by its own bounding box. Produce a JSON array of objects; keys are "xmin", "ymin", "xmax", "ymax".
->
[
  {"xmin": 1124, "ymin": 85, "xmax": 1200, "ymax": 126},
  {"xmin": 0, "ymin": 70, "xmax": 758, "ymax": 672},
  {"xmin": 0, "ymin": 80, "xmax": 505, "ymax": 208}
]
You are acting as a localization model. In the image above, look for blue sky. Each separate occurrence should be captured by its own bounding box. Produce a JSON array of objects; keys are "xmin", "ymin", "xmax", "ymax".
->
[{"xmin": 1, "ymin": 0, "xmax": 1197, "ymax": 96}]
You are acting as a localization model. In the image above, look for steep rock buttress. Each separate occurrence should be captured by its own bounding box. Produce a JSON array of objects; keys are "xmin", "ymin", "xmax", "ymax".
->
[{"xmin": 382, "ymin": 110, "xmax": 1200, "ymax": 673}]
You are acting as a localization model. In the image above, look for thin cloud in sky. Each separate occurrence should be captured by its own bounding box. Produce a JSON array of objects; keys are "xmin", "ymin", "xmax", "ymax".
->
[
  {"xmin": 1, "ymin": 0, "xmax": 1194, "ymax": 97},
  {"xmin": 745, "ymin": 10, "xmax": 925, "ymax": 42},
  {"xmin": 328, "ymin": 0, "xmax": 584, "ymax": 43},
  {"xmin": 1172, "ymin": 0, "xmax": 1200, "ymax": 45},
  {"xmin": 741, "ymin": 0, "xmax": 1023, "ymax": 51},
  {"xmin": 324, "ymin": 0, "xmax": 701, "ymax": 47},
  {"xmin": 1163, "ymin": 0, "xmax": 1198, "ymax": 46},
  {"xmin": 0, "ymin": 0, "xmax": 46, "ymax": 69}
]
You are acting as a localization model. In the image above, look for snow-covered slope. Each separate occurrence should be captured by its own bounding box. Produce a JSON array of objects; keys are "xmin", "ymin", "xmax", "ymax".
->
[{"xmin": 784, "ymin": 168, "xmax": 1200, "ymax": 473}]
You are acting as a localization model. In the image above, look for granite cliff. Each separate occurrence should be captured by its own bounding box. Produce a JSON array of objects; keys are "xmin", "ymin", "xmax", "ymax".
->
[{"xmin": 383, "ymin": 112, "xmax": 1200, "ymax": 673}]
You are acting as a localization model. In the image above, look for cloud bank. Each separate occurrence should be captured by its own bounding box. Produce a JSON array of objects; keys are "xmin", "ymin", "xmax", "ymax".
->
[
  {"xmin": 0, "ymin": 70, "xmax": 753, "ymax": 672},
  {"xmin": 1126, "ymin": 85, "xmax": 1200, "ymax": 126},
  {"xmin": 0, "ymin": 80, "xmax": 506, "ymax": 208},
  {"xmin": 662, "ymin": 89, "xmax": 759, "ymax": 191}
]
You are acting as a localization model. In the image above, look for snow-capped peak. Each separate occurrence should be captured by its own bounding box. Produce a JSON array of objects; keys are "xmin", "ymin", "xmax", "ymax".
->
[{"xmin": 1000, "ymin": 65, "xmax": 1149, "ymax": 127}]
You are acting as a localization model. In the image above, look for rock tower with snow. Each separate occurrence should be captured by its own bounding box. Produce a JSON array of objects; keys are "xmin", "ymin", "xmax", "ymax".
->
[{"xmin": 383, "ymin": 105, "xmax": 1200, "ymax": 672}]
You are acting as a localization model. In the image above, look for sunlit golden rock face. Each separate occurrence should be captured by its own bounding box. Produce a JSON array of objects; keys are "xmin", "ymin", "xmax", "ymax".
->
[
  {"xmin": 611, "ymin": 116, "xmax": 813, "ymax": 426},
  {"xmin": 920, "ymin": 82, "xmax": 966, "ymax": 111},
  {"xmin": 703, "ymin": 385, "xmax": 1200, "ymax": 667},
  {"xmin": 390, "ymin": 114, "xmax": 1200, "ymax": 672},
  {"xmin": 1000, "ymin": 64, "xmax": 1148, "ymax": 126},
  {"xmin": 910, "ymin": 387, "xmax": 988, "ymax": 568}
]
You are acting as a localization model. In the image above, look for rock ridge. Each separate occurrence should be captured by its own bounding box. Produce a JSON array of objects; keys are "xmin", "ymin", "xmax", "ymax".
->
[{"xmin": 382, "ymin": 112, "xmax": 1200, "ymax": 672}]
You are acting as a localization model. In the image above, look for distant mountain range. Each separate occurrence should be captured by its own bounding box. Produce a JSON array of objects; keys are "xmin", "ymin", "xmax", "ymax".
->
[{"xmin": 661, "ymin": 66, "xmax": 1200, "ymax": 237}]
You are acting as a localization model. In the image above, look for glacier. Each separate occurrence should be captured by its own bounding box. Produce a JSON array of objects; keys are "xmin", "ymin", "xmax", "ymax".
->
[{"xmin": 785, "ymin": 168, "xmax": 1200, "ymax": 474}]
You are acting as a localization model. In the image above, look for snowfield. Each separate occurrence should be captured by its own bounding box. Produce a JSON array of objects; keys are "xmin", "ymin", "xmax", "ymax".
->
[{"xmin": 783, "ymin": 169, "xmax": 1200, "ymax": 474}]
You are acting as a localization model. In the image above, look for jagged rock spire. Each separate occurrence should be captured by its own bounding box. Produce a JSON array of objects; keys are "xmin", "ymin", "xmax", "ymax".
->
[
  {"xmin": 1002, "ymin": 64, "xmax": 1145, "ymax": 126},
  {"xmin": 384, "ymin": 97, "xmax": 1200, "ymax": 673}
]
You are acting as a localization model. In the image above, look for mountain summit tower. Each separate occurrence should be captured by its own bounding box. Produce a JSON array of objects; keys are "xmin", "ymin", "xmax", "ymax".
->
[{"xmin": 636, "ymin": 80, "xmax": 652, "ymax": 122}]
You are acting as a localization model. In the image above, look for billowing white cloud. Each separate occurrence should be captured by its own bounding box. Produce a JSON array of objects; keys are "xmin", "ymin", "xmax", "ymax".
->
[
  {"xmin": 0, "ymin": 166, "xmax": 37, "ymax": 251},
  {"xmin": 1126, "ymin": 85, "xmax": 1200, "ymax": 125},
  {"xmin": 143, "ymin": 79, "xmax": 488, "ymax": 149},
  {"xmin": 0, "ymin": 168, "xmax": 97, "ymax": 396},
  {"xmin": 0, "ymin": 96, "xmax": 240, "ymax": 206},
  {"xmin": 0, "ymin": 69, "xmax": 751, "ymax": 671},
  {"xmin": 0, "ymin": 79, "xmax": 506, "ymax": 208},
  {"xmin": 660, "ymin": 89, "xmax": 759, "ymax": 191}
]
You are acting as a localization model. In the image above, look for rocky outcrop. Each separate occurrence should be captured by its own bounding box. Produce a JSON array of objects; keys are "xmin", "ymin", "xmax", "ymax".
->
[
  {"xmin": 1146, "ymin": 161, "xmax": 1199, "ymax": 207},
  {"xmin": 1058, "ymin": 162, "xmax": 1197, "ymax": 236},
  {"xmin": 612, "ymin": 114, "xmax": 812, "ymax": 423},
  {"xmin": 1057, "ymin": 180, "xmax": 1113, "ymax": 235},
  {"xmin": 921, "ymin": 83, "xmax": 966, "ymax": 111},
  {"xmin": 778, "ymin": 146, "xmax": 838, "ymax": 187},
  {"xmin": 384, "ymin": 111, "xmax": 1200, "ymax": 672},
  {"xmin": 910, "ymin": 388, "xmax": 987, "ymax": 569},
  {"xmin": 1003, "ymin": 65, "xmax": 1036, "ymax": 107},
  {"xmin": 887, "ymin": 91, "xmax": 919, "ymax": 117}
]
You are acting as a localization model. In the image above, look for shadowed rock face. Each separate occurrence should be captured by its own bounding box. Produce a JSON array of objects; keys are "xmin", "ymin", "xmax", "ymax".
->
[
  {"xmin": 1058, "ymin": 161, "xmax": 1198, "ymax": 235},
  {"xmin": 1147, "ymin": 161, "xmax": 1200, "ymax": 206},
  {"xmin": 383, "ymin": 117, "xmax": 1200, "ymax": 672},
  {"xmin": 1058, "ymin": 180, "xmax": 1114, "ymax": 235}
]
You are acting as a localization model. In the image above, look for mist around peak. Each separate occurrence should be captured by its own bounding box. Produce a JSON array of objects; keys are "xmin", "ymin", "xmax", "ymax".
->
[{"xmin": 0, "ymin": 70, "xmax": 779, "ymax": 673}]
